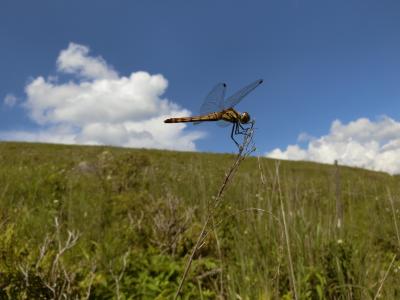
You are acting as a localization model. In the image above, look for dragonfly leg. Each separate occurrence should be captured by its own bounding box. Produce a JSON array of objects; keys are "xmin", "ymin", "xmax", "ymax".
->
[
  {"xmin": 238, "ymin": 122, "xmax": 246, "ymax": 131},
  {"xmin": 235, "ymin": 122, "xmax": 247, "ymax": 135},
  {"xmin": 230, "ymin": 123, "xmax": 240, "ymax": 148}
]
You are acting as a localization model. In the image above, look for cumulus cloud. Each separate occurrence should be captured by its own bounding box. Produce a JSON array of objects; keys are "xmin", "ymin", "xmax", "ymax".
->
[
  {"xmin": 57, "ymin": 43, "xmax": 118, "ymax": 80},
  {"xmin": 266, "ymin": 117, "xmax": 400, "ymax": 174},
  {"xmin": 1, "ymin": 42, "xmax": 203, "ymax": 150},
  {"xmin": 3, "ymin": 93, "xmax": 17, "ymax": 107}
]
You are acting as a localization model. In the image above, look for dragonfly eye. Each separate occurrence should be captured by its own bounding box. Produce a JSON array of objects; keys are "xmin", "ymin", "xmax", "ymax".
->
[{"xmin": 241, "ymin": 112, "xmax": 250, "ymax": 124}]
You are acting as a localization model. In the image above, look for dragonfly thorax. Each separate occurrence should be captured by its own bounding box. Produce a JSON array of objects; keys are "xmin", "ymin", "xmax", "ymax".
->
[{"xmin": 240, "ymin": 112, "xmax": 251, "ymax": 124}]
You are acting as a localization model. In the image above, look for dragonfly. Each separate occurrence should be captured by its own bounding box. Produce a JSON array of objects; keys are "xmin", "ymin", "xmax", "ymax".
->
[{"xmin": 164, "ymin": 79, "xmax": 263, "ymax": 147}]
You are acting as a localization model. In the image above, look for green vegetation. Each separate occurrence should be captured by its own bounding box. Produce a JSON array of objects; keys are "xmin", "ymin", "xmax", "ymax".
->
[{"xmin": 0, "ymin": 141, "xmax": 400, "ymax": 299}]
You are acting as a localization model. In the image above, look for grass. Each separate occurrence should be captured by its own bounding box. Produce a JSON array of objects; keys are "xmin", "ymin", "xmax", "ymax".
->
[{"xmin": 0, "ymin": 141, "xmax": 400, "ymax": 299}]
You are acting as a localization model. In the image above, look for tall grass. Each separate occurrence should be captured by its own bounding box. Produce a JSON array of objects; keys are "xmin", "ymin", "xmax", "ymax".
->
[{"xmin": 0, "ymin": 141, "xmax": 400, "ymax": 299}]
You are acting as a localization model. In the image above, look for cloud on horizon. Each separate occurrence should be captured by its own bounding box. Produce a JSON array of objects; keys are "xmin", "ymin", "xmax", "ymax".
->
[
  {"xmin": 266, "ymin": 117, "xmax": 400, "ymax": 174},
  {"xmin": 0, "ymin": 43, "xmax": 203, "ymax": 150}
]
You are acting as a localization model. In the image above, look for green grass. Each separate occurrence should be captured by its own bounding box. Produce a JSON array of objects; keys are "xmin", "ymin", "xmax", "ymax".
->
[{"xmin": 0, "ymin": 141, "xmax": 400, "ymax": 299}]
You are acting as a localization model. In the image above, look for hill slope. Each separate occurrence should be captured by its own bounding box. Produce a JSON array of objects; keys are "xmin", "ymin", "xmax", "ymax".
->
[{"xmin": 0, "ymin": 142, "xmax": 399, "ymax": 299}]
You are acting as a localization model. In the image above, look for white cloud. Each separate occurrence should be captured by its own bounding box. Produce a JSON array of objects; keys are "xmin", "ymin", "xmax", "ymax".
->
[
  {"xmin": 57, "ymin": 43, "xmax": 118, "ymax": 80},
  {"xmin": 266, "ymin": 117, "xmax": 400, "ymax": 174},
  {"xmin": 3, "ymin": 93, "xmax": 17, "ymax": 107},
  {"xmin": 1, "ymin": 42, "xmax": 203, "ymax": 151}
]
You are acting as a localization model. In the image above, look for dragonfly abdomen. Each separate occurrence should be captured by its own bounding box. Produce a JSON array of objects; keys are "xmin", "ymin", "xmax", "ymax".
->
[{"xmin": 164, "ymin": 112, "xmax": 223, "ymax": 123}]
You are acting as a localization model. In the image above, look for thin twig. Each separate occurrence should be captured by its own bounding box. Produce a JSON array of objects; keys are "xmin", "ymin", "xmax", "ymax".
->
[
  {"xmin": 275, "ymin": 162, "xmax": 298, "ymax": 300},
  {"xmin": 174, "ymin": 215, "xmax": 211, "ymax": 299},
  {"xmin": 373, "ymin": 254, "xmax": 397, "ymax": 300},
  {"xmin": 174, "ymin": 121, "xmax": 256, "ymax": 300},
  {"xmin": 211, "ymin": 216, "xmax": 224, "ymax": 297}
]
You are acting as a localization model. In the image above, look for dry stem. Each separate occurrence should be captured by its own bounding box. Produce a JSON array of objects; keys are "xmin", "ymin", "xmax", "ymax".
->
[
  {"xmin": 373, "ymin": 254, "xmax": 397, "ymax": 300},
  {"xmin": 275, "ymin": 162, "xmax": 298, "ymax": 300},
  {"xmin": 174, "ymin": 121, "xmax": 256, "ymax": 300}
]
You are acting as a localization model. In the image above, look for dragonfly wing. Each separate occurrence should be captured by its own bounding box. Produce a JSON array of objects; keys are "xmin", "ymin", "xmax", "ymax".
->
[
  {"xmin": 216, "ymin": 120, "xmax": 231, "ymax": 128},
  {"xmin": 194, "ymin": 82, "xmax": 227, "ymax": 125},
  {"xmin": 223, "ymin": 79, "xmax": 263, "ymax": 109}
]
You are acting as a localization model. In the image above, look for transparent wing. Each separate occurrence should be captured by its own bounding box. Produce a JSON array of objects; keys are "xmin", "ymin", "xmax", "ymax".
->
[
  {"xmin": 200, "ymin": 82, "xmax": 227, "ymax": 114},
  {"xmin": 193, "ymin": 82, "xmax": 227, "ymax": 125},
  {"xmin": 223, "ymin": 79, "xmax": 263, "ymax": 109},
  {"xmin": 217, "ymin": 120, "xmax": 231, "ymax": 127}
]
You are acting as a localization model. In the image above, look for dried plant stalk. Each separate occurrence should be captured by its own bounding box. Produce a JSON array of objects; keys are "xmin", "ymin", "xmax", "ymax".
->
[{"xmin": 174, "ymin": 121, "xmax": 256, "ymax": 300}]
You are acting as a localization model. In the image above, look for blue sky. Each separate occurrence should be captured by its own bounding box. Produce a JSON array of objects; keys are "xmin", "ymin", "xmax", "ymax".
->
[{"xmin": 1, "ymin": 1, "xmax": 400, "ymax": 173}]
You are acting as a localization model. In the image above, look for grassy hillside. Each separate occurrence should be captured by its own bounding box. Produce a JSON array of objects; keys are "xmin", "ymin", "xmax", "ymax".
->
[{"xmin": 0, "ymin": 141, "xmax": 399, "ymax": 299}]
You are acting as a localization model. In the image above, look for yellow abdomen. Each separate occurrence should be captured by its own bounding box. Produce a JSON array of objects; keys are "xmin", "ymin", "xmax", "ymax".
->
[{"xmin": 164, "ymin": 112, "xmax": 223, "ymax": 123}]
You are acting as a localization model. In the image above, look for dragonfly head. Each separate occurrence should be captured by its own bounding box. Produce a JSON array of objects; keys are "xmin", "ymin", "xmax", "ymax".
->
[{"xmin": 240, "ymin": 112, "xmax": 251, "ymax": 124}]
